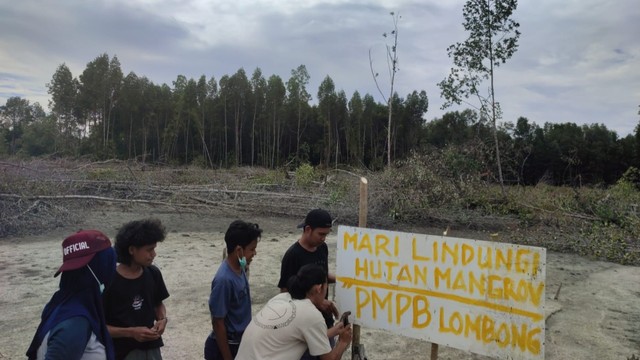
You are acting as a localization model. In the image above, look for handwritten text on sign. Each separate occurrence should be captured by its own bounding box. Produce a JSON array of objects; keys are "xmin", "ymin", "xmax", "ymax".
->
[{"xmin": 335, "ymin": 226, "xmax": 546, "ymax": 360}]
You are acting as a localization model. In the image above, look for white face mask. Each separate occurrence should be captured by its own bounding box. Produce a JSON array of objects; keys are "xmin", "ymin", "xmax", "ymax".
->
[{"xmin": 87, "ymin": 265, "xmax": 105, "ymax": 294}]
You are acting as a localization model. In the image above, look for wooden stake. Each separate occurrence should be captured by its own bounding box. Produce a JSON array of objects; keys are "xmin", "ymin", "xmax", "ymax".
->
[
  {"xmin": 554, "ymin": 282, "xmax": 562, "ymax": 300},
  {"xmin": 352, "ymin": 177, "xmax": 368, "ymax": 360},
  {"xmin": 430, "ymin": 343, "xmax": 439, "ymax": 360},
  {"xmin": 358, "ymin": 177, "xmax": 368, "ymax": 227}
]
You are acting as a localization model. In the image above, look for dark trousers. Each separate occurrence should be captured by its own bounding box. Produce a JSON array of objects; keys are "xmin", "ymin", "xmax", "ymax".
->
[{"xmin": 204, "ymin": 334, "xmax": 240, "ymax": 360}]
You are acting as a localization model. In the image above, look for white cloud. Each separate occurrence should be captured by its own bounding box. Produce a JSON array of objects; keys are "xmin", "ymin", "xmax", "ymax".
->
[{"xmin": 0, "ymin": 0, "xmax": 638, "ymax": 135}]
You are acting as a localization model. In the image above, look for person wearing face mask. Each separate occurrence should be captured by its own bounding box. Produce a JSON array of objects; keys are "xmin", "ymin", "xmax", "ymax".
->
[
  {"xmin": 103, "ymin": 219, "xmax": 169, "ymax": 360},
  {"xmin": 204, "ymin": 220, "xmax": 262, "ymax": 360},
  {"xmin": 26, "ymin": 230, "xmax": 117, "ymax": 360}
]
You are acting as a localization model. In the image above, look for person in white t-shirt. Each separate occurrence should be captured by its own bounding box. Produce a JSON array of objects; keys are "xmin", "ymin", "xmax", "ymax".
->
[{"xmin": 236, "ymin": 264, "xmax": 352, "ymax": 360}]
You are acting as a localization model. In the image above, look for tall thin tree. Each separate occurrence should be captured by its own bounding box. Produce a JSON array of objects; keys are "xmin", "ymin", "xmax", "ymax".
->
[
  {"xmin": 370, "ymin": 11, "xmax": 400, "ymax": 167},
  {"xmin": 438, "ymin": 0, "xmax": 521, "ymax": 197},
  {"xmin": 47, "ymin": 63, "xmax": 79, "ymax": 153},
  {"xmin": 286, "ymin": 65, "xmax": 311, "ymax": 163}
]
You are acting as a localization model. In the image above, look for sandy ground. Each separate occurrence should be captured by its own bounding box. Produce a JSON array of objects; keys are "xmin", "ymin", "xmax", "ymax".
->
[{"xmin": 1, "ymin": 207, "xmax": 639, "ymax": 360}]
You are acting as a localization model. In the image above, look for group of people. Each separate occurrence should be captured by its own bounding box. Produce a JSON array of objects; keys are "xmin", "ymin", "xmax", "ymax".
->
[
  {"xmin": 27, "ymin": 218, "xmax": 169, "ymax": 360},
  {"xmin": 27, "ymin": 209, "xmax": 352, "ymax": 360}
]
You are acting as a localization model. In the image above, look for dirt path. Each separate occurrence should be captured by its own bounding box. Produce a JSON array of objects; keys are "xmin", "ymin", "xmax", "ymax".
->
[{"xmin": 1, "ymin": 208, "xmax": 638, "ymax": 359}]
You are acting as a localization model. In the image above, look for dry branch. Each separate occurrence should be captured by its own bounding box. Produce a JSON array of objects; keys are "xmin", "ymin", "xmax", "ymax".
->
[{"xmin": 517, "ymin": 201, "xmax": 599, "ymax": 221}]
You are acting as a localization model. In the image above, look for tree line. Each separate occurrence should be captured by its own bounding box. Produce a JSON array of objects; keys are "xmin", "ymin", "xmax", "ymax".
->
[
  {"xmin": 1, "ymin": 53, "xmax": 638, "ymax": 186},
  {"xmin": 1, "ymin": 53, "xmax": 428, "ymax": 170}
]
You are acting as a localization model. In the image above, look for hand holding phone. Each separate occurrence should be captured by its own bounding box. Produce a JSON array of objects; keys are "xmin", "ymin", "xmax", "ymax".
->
[{"xmin": 340, "ymin": 311, "xmax": 351, "ymax": 326}]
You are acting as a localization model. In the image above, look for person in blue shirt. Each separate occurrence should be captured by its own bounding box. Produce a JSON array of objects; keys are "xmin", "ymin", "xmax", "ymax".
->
[
  {"xmin": 204, "ymin": 220, "xmax": 262, "ymax": 360},
  {"xmin": 26, "ymin": 230, "xmax": 117, "ymax": 360}
]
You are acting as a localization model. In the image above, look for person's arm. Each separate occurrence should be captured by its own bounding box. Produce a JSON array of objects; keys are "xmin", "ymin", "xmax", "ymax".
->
[
  {"xmin": 212, "ymin": 317, "xmax": 233, "ymax": 360},
  {"xmin": 44, "ymin": 317, "xmax": 92, "ymax": 360},
  {"xmin": 316, "ymin": 299, "xmax": 339, "ymax": 319},
  {"xmin": 152, "ymin": 302, "xmax": 167, "ymax": 335},
  {"xmin": 319, "ymin": 324, "xmax": 352, "ymax": 360}
]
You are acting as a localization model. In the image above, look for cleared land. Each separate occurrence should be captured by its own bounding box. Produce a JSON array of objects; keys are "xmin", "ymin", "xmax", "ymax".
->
[{"xmin": 0, "ymin": 160, "xmax": 638, "ymax": 359}]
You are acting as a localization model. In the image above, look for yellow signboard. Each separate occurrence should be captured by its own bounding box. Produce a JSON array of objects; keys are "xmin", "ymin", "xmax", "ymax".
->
[{"xmin": 335, "ymin": 226, "xmax": 546, "ymax": 360}]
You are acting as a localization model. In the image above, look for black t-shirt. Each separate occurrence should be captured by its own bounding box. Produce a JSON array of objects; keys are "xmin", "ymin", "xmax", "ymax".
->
[
  {"xmin": 103, "ymin": 265, "xmax": 169, "ymax": 360},
  {"xmin": 278, "ymin": 241, "xmax": 334, "ymax": 327}
]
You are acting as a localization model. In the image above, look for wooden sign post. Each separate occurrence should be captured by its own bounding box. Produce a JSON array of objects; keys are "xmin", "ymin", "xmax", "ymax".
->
[{"xmin": 351, "ymin": 177, "xmax": 367, "ymax": 360}]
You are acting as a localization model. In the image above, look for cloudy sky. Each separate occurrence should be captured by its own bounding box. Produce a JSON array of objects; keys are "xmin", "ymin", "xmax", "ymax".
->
[{"xmin": 1, "ymin": 0, "xmax": 639, "ymax": 135}]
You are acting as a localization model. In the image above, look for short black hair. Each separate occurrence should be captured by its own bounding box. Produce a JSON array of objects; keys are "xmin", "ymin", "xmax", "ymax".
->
[
  {"xmin": 297, "ymin": 208, "xmax": 333, "ymax": 230},
  {"xmin": 114, "ymin": 218, "xmax": 166, "ymax": 265},
  {"xmin": 225, "ymin": 220, "xmax": 262, "ymax": 254},
  {"xmin": 287, "ymin": 264, "xmax": 327, "ymax": 300}
]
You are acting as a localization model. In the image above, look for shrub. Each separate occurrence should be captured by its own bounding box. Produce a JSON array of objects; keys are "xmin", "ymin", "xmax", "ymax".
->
[
  {"xmin": 619, "ymin": 166, "xmax": 640, "ymax": 190},
  {"xmin": 190, "ymin": 155, "xmax": 209, "ymax": 169},
  {"xmin": 326, "ymin": 177, "xmax": 352, "ymax": 206},
  {"xmin": 250, "ymin": 168, "xmax": 288, "ymax": 186},
  {"xmin": 86, "ymin": 167, "xmax": 118, "ymax": 181},
  {"xmin": 294, "ymin": 163, "xmax": 316, "ymax": 189}
]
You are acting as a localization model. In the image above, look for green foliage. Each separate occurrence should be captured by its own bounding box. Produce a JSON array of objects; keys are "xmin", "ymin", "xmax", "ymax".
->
[
  {"xmin": 250, "ymin": 169, "xmax": 287, "ymax": 185},
  {"xmin": 439, "ymin": 0, "xmax": 521, "ymax": 193},
  {"xmin": 619, "ymin": 166, "xmax": 640, "ymax": 189},
  {"xmin": 294, "ymin": 163, "xmax": 316, "ymax": 188},
  {"xmin": 579, "ymin": 222, "xmax": 639, "ymax": 265},
  {"xmin": 190, "ymin": 155, "xmax": 209, "ymax": 169},
  {"xmin": 21, "ymin": 117, "xmax": 57, "ymax": 156},
  {"xmin": 86, "ymin": 167, "xmax": 118, "ymax": 181},
  {"xmin": 164, "ymin": 167, "xmax": 214, "ymax": 185},
  {"xmin": 439, "ymin": 0, "xmax": 520, "ymax": 108},
  {"xmin": 0, "ymin": 129, "xmax": 8, "ymax": 155},
  {"xmin": 375, "ymin": 163, "xmax": 640, "ymax": 265},
  {"xmin": 4, "ymin": 52, "xmax": 635, "ymax": 189},
  {"xmin": 442, "ymin": 145, "xmax": 483, "ymax": 181},
  {"xmin": 374, "ymin": 152, "xmax": 474, "ymax": 222},
  {"xmin": 325, "ymin": 177, "xmax": 352, "ymax": 206},
  {"xmin": 3, "ymin": 154, "xmax": 639, "ymax": 266},
  {"xmin": 497, "ymin": 184, "xmax": 640, "ymax": 265},
  {"xmin": 297, "ymin": 142, "xmax": 311, "ymax": 167}
]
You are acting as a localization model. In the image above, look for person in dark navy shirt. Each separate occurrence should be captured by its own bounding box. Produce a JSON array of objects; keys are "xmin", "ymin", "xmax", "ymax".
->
[
  {"xmin": 278, "ymin": 209, "xmax": 340, "ymax": 360},
  {"xmin": 26, "ymin": 230, "xmax": 117, "ymax": 360}
]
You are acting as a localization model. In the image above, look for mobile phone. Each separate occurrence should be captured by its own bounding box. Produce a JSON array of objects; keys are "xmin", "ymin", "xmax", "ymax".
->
[{"xmin": 340, "ymin": 311, "xmax": 351, "ymax": 326}]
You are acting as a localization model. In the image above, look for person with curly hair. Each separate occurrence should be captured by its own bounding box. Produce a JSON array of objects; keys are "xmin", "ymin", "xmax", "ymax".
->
[{"xmin": 103, "ymin": 218, "xmax": 170, "ymax": 360}]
